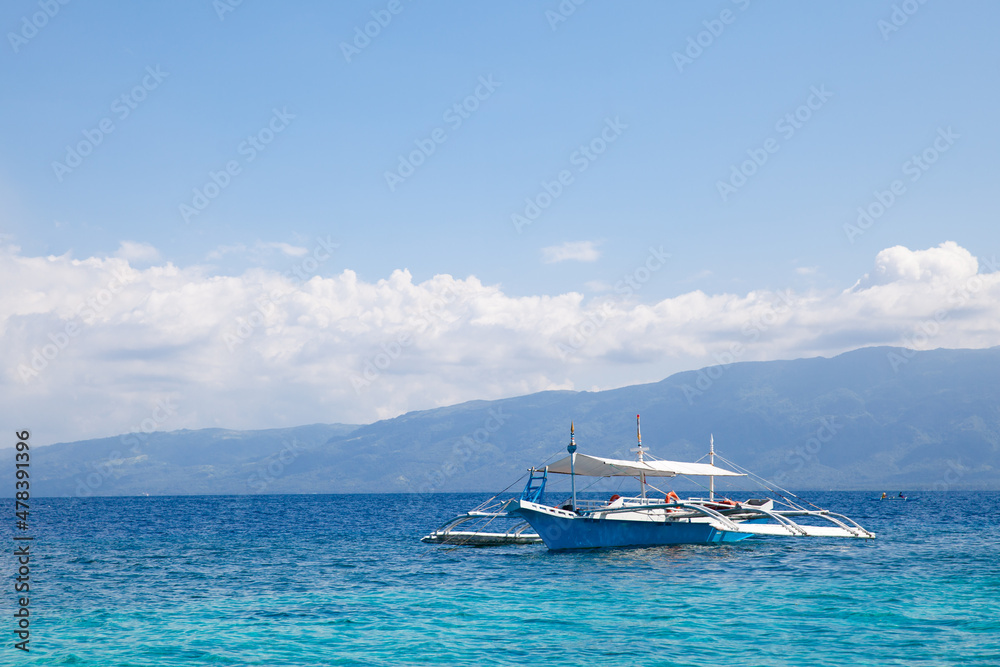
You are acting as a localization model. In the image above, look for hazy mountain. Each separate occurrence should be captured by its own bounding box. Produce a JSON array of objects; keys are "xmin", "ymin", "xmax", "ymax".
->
[
  {"xmin": 28, "ymin": 423, "xmax": 360, "ymax": 497},
  {"xmin": 25, "ymin": 346, "xmax": 1000, "ymax": 497}
]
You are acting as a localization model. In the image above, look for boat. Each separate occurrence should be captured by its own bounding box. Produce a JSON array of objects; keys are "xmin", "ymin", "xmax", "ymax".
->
[{"xmin": 422, "ymin": 416, "xmax": 875, "ymax": 550}]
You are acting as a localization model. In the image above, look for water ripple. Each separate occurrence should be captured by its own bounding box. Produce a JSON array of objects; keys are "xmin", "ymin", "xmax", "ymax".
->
[{"xmin": 3, "ymin": 492, "xmax": 999, "ymax": 665}]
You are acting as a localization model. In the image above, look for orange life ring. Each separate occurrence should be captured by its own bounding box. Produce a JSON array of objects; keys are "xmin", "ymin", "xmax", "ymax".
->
[
  {"xmin": 609, "ymin": 494, "xmax": 621, "ymax": 503},
  {"xmin": 665, "ymin": 491, "xmax": 680, "ymax": 503}
]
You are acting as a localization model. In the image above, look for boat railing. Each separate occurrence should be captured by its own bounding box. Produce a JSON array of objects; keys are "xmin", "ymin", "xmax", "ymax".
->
[
  {"xmin": 538, "ymin": 496, "xmax": 875, "ymax": 539},
  {"xmin": 569, "ymin": 496, "xmax": 657, "ymax": 511},
  {"xmin": 575, "ymin": 499, "xmax": 839, "ymax": 536}
]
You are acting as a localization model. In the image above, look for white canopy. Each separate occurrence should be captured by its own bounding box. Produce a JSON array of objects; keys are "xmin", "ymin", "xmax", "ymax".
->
[{"xmin": 546, "ymin": 453, "xmax": 744, "ymax": 478}]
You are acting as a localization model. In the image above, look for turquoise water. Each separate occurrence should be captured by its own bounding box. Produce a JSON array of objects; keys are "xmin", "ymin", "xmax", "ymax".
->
[{"xmin": 5, "ymin": 492, "xmax": 1000, "ymax": 665}]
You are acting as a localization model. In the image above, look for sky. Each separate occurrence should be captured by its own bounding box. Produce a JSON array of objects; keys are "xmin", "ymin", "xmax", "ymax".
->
[{"xmin": 2, "ymin": 1, "xmax": 999, "ymax": 445}]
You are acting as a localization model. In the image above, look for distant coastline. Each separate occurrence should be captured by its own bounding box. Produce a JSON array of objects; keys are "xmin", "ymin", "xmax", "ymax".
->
[{"xmin": 15, "ymin": 346, "xmax": 1000, "ymax": 497}]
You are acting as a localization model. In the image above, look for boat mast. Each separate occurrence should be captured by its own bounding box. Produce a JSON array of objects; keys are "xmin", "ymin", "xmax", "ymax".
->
[
  {"xmin": 635, "ymin": 414, "xmax": 646, "ymax": 502},
  {"xmin": 568, "ymin": 421, "xmax": 577, "ymax": 511},
  {"xmin": 709, "ymin": 434, "xmax": 715, "ymax": 501}
]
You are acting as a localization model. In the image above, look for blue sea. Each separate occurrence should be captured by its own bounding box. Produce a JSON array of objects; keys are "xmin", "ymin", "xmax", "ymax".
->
[{"xmin": 5, "ymin": 492, "xmax": 1000, "ymax": 666}]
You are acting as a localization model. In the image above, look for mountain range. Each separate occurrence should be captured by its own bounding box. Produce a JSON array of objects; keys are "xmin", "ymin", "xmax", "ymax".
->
[{"xmin": 21, "ymin": 346, "xmax": 1000, "ymax": 497}]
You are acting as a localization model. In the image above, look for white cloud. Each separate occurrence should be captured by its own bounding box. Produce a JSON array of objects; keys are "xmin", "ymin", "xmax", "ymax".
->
[
  {"xmin": 114, "ymin": 241, "xmax": 160, "ymax": 263},
  {"xmin": 3, "ymin": 241, "xmax": 999, "ymax": 445},
  {"xmin": 206, "ymin": 242, "xmax": 248, "ymax": 260},
  {"xmin": 542, "ymin": 240, "xmax": 601, "ymax": 263},
  {"xmin": 850, "ymin": 241, "xmax": 977, "ymax": 291},
  {"xmin": 682, "ymin": 269, "xmax": 713, "ymax": 283},
  {"xmin": 585, "ymin": 280, "xmax": 613, "ymax": 293},
  {"xmin": 206, "ymin": 240, "xmax": 309, "ymax": 261},
  {"xmin": 795, "ymin": 266, "xmax": 818, "ymax": 276},
  {"xmin": 265, "ymin": 242, "xmax": 309, "ymax": 257}
]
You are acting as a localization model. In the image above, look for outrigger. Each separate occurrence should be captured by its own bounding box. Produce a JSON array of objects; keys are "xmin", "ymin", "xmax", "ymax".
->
[
  {"xmin": 419, "ymin": 506, "xmax": 543, "ymax": 545},
  {"xmin": 422, "ymin": 416, "xmax": 875, "ymax": 550}
]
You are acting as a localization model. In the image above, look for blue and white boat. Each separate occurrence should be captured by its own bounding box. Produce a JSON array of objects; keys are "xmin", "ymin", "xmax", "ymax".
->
[{"xmin": 424, "ymin": 416, "xmax": 875, "ymax": 550}]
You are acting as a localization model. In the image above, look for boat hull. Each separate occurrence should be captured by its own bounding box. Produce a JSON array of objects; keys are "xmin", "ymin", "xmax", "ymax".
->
[{"xmin": 511, "ymin": 500, "xmax": 751, "ymax": 550}]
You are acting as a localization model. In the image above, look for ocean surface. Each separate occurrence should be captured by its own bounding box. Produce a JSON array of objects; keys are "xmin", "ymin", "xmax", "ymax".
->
[{"xmin": 4, "ymin": 491, "xmax": 1000, "ymax": 666}]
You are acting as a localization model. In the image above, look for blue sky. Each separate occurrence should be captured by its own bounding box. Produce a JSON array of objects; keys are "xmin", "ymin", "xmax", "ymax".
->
[{"xmin": 3, "ymin": 1, "xmax": 1000, "ymax": 444}]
